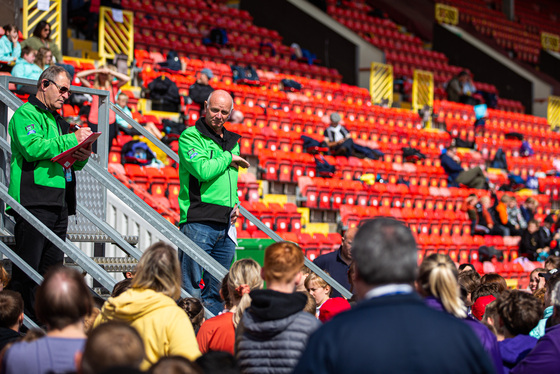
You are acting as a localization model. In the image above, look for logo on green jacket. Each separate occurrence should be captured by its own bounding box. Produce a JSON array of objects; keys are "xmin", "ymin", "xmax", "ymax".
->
[
  {"xmin": 187, "ymin": 148, "xmax": 198, "ymax": 159},
  {"xmin": 26, "ymin": 124, "xmax": 36, "ymax": 135}
]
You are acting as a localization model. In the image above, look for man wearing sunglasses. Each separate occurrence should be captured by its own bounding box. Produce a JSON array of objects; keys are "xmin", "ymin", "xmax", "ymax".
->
[{"xmin": 7, "ymin": 65, "xmax": 93, "ymax": 319}]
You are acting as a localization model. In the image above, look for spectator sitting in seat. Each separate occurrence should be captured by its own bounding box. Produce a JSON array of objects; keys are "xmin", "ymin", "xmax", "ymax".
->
[
  {"xmin": 464, "ymin": 194, "xmax": 495, "ymax": 235},
  {"xmin": 324, "ymin": 113, "xmax": 381, "ymax": 159},
  {"xmin": 188, "ymin": 68, "xmax": 214, "ymax": 113},
  {"xmin": 0, "ymin": 291, "xmax": 24, "ymax": 352},
  {"xmin": 528, "ymin": 267, "xmax": 546, "ymax": 294},
  {"xmin": 76, "ymin": 321, "xmax": 145, "ymax": 374},
  {"xmin": 440, "ymin": 146, "xmax": 488, "ymax": 189},
  {"xmin": 115, "ymin": 92, "xmax": 162, "ymax": 139},
  {"xmin": 497, "ymin": 291, "xmax": 541, "ymax": 374},
  {"xmin": 506, "ymin": 197, "xmax": 527, "ymax": 236},
  {"xmin": 490, "ymin": 193, "xmax": 512, "ymax": 236},
  {"xmin": 446, "ymin": 71, "xmax": 478, "ymax": 106},
  {"xmin": 539, "ymin": 215, "xmax": 560, "ymax": 258},
  {"xmin": 519, "ymin": 220, "xmax": 546, "ymax": 261},
  {"xmin": 34, "ymin": 47, "xmax": 51, "ymax": 71},
  {"xmin": 3, "ymin": 267, "xmax": 93, "ymax": 374},
  {"xmin": 21, "ymin": 20, "xmax": 75, "ymax": 78},
  {"xmin": 11, "ymin": 46, "xmax": 42, "ymax": 94},
  {"xmin": 0, "ymin": 24, "xmax": 20, "ymax": 63},
  {"xmin": 512, "ymin": 280, "xmax": 560, "ymax": 374},
  {"xmin": 520, "ymin": 197, "xmax": 538, "ymax": 223}
]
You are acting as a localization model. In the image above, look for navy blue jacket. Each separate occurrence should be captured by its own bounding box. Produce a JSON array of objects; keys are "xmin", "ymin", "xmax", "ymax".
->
[
  {"xmin": 313, "ymin": 248, "xmax": 351, "ymax": 298},
  {"xmin": 440, "ymin": 153, "xmax": 464, "ymax": 180},
  {"xmin": 293, "ymin": 292, "xmax": 495, "ymax": 374}
]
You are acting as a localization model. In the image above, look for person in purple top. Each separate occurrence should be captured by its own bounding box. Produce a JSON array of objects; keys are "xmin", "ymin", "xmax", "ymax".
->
[
  {"xmin": 417, "ymin": 253, "xmax": 503, "ymax": 374},
  {"xmin": 2, "ymin": 266, "xmax": 93, "ymax": 374},
  {"xmin": 496, "ymin": 290, "xmax": 541, "ymax": 374},
  {"xmin": 511, "ymin": 281, "xmax": 560, "ymax": 374}
]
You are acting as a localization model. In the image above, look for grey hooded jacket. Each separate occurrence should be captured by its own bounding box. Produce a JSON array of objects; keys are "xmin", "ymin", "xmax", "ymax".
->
[{"xmin": 235, "ymin": 289, "xmax": 321, "ymax": 374}]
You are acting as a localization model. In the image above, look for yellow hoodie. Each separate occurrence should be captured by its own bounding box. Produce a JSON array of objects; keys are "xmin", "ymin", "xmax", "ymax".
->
[{"xmin": 94, "ymin": 288, "xmax": 201, "ymax": 370}]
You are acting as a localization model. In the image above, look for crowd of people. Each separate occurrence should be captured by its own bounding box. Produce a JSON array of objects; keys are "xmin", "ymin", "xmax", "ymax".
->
[{"xmin": 0, "ymin": 219, "xmax": 558, "ymax": 373}]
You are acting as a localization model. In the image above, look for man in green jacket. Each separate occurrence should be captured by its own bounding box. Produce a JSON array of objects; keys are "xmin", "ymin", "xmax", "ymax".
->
[
  {"xmin": 178, "ymin": 89, "xmax": 249, "ymax": 315},
  {"xmin": 8, "ymin": 65, "xmax": 92, "ymax": 318}
]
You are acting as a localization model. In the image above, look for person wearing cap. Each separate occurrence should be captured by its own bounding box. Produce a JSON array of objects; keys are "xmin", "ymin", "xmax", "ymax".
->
[
  {"xmin": 323, "ymin": 113, "xmax": 380, "ymax": 159},
  {"xmin": 188, "ymin": 68, "xmax": 215, "ymax": 114},
  {"xmin": 530, "ymin": 269, "xmax": 560, "ymax": 339},
  {"xmin": 512, "ymin": 280, "xmax": 560, "ymax": 374}
]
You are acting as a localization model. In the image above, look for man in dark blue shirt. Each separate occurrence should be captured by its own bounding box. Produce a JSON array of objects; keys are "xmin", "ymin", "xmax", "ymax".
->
[
  {"xmin": 313, "ymin": 227, "xmax": 356, "ymax": 298},
  {"xmin": 440, "ymin": 146, "xmax": 487, "ymax": 189}
]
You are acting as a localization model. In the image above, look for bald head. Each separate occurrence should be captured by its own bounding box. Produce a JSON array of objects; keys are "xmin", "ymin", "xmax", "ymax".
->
[
  {"xmin": 204, "ymin": 90, "xmax": 234, "ymax": 136},
  {"xmin": 35, "ymin": 267, "xmax": 93, "ymax": 330},
  {"xmin": 341, "ymin": 227, "xmax": 358, "ymax": 264}
]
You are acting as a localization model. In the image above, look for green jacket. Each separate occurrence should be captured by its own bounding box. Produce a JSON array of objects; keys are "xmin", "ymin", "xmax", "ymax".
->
[
  {"xmin": 8, "ymin": 95, "xmax": 88, "ymax": 215},
  {"xmin": 178, "ymin": 118, "xmax": 241, "ymax": 225}
]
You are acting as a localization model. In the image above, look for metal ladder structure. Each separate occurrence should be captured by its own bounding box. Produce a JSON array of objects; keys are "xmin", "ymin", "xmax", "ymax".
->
[{"xmin": 0, "ymin": 76, "xmax": 352, "ymax": 327}]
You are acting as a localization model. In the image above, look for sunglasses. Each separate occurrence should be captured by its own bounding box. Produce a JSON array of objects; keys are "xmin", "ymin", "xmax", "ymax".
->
[{"xmin": 45, "ymin": 79, "xmax": 71, "ymax": 95}]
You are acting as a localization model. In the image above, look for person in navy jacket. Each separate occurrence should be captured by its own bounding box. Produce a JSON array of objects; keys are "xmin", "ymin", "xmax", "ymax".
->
[
  {"xmin": 293, "ymin": 218, "xmax": 495, "ymax": 374},
  {"xmin": 440, "ymin": 146, "xmax": 488, "ymax": 189}
]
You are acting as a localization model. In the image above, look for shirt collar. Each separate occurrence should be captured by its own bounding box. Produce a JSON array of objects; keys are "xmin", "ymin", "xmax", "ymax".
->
[{"xmin": 365, "ymin": 284, "xmax": 414, "ymax": 300}]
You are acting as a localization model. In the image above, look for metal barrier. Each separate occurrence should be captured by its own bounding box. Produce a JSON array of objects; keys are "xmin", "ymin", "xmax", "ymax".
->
[
  {"xmin": 412, "ymin": 69, "xmax": 434, "ymax": 128},
  {"xmin": 98, "ymin": 6, "xmax": 135, "ymax": 65},
  {"xmin": 369, "ymin": 62, "xmax": 393, "ymax": 108},
  {"xmin": 435, "ymin": 3, "xmax": 459, "ymax": 26},
  {"xmin": 548, "ymin": 96, "xmax": 560, "ymax": 130},
  {"xmin": 0, "ymin": 75, "xmax": 353, "ymax": 316},
  {"xmin": 22, "ymin": 0, "xmax": 62, "ymax": 48}
]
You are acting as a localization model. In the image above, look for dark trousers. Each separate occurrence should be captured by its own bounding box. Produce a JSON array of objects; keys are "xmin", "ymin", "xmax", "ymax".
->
[{"xmin": 10, "ymin": 206, "xmax": 68, "ymax": 319}]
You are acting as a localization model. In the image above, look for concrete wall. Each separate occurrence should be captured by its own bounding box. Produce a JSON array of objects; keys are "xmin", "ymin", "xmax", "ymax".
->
[{"xmin": 240, "ymin": 0, "xmax": 383, "ymax": 89}]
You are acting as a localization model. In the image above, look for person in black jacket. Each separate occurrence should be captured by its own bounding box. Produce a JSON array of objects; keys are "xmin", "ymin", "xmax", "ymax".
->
[
  {"xmin": 188, "ymin": 68, "xmax": 214, "ymax": 114},
  {"xmin": 147, "ymin": 75, "xmax": 180, "ymax": 112},
  {"xmin": 519, "ymin": 220, "xmax": 546, "ymax": 261}
]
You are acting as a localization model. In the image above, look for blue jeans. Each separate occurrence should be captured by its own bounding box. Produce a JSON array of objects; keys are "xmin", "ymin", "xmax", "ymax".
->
[{"xmin": 179, "ymin": 222, "xmax": 235, "ymax": 315}]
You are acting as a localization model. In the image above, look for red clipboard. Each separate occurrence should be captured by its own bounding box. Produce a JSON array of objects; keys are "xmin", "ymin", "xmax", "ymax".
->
[{"xmin": 51, "ymin": 132, "xmax": 101, "ymax": 168}]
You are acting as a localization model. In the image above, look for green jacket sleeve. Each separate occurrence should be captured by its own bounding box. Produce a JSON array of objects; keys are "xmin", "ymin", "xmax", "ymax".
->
[
  {"xmin": 11, "ymin": 109, "xmax": 79, "ymax": 162},
  {"xmin": 73, "ymin": 158, "xmax": 88, "ymax": 171},
  {"xmin": 179, "ymin": 130, "xmax": 232, "ymax": 182}
]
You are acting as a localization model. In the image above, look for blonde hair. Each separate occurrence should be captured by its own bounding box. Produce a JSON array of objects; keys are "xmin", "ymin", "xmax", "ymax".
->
[
  {"xmin": 264, "ymin": 242, "xmax": 304, "ymax": 283},
  {"xmin": 304, "ymin": 272, "xmax": 331, "ymax": 296},
  {"xmin": 35, "ymin": 47, "xmax": 51, "ymax": 70},
  {"xmin": 228, "ymin": 259, "xmax": 263, "ymax": 327},
  {"xmin": 131, "ymin": 242, "xmax": 182, "ymax": 300},
  {"xmin": 418, "ymin": 254, "xmax": 466, "ymax": 318}
]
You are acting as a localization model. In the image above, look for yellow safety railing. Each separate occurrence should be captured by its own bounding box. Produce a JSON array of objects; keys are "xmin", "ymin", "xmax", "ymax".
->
[
  {"xmin": 541, "ymin": 32, "xmax": 560, "ymax": 53},
  {"xmin": 369, "ymin": 62, "xmax": 393, "ymax": 107},
  {"xmin": 435, "ymin": 3, "xmax": 459, "ymax": 26},
  {"xmin": 548, "ymin": 96, "xmax": 560, "ymax": 130},
  {"xmin": 22, "ymin": 0, "xmax": 62, "ymax": 48},
  {"xmin": 412, "ymin": 69, "xmax": 434, "ymax": 127},
  {"xmin": 98, "ymin": 6, "xmax": 134, "ymax": 64}
]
